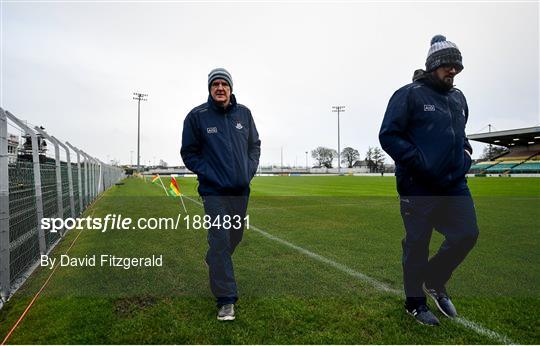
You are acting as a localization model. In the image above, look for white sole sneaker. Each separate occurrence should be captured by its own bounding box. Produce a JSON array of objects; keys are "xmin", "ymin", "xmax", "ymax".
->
[
  {"xmin": 217, "ymin": 315, "xmax": 235, "ymax": 321},
  {"xmin": 406, "ymin": 309, "xmax": 438, "ymax": 326},
  {"xmin": 423, "ymin": 284, "xmax": 456, "ymax": 318}
]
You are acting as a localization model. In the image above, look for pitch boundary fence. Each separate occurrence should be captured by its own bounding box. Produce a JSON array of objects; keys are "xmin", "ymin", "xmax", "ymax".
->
[{"xmin": 0, "ymin": 107, "xmax": 125, "ymax": 306}]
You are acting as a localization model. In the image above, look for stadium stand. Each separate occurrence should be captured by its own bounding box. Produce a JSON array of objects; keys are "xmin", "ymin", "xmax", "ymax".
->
[
  {"xmin": 468, "ymin": 126, "xmax": 540, "ymax": 174},
  {"xmin": 469, "ymin": 161, "xmax": 498, "ymax": 173}
]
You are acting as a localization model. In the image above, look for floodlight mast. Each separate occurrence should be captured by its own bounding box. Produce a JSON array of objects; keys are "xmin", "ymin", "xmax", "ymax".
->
[
  {"xmin": 332, "ymin": 106, "xmax": 345, "ymax": 175},
  {"xmin": 133, "ymin": 92, "xmax": 148, "ymax": 170}
]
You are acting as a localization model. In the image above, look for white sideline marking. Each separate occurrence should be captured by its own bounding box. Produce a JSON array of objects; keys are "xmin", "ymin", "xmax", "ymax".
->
[
  {"xmin": 183, "ymin": 195, "xmax": 516, "ymax": 345},
  {"xmin": 249, "ymin": 224, "xmax": 400, "ymax": 295},
  {"xmin": 454, "ymin": 317, "xmax": 515, "ymax": 345}
]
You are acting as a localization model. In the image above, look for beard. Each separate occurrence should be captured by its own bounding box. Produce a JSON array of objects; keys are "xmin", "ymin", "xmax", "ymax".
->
[
  {"xmin": 442, "ymin": 76, "xmax": 454, "ymax": 88},
  {"xmin": 425, "ymin": 72, "xmax": 454, "ymax": 92}
]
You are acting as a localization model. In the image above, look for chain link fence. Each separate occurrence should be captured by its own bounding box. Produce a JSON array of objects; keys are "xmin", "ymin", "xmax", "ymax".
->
[{"xmin": 0, "ymin": 108, "xmax": 125, "ymax": 305}]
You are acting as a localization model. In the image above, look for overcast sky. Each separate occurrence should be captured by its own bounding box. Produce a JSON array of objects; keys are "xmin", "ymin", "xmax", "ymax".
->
[{"xmin": 2, "ymin": 1, "xmax": 538, "ymax": 166}]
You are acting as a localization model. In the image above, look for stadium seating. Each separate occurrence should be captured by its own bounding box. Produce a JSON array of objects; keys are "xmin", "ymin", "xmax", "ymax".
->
[
  {"xmin": 469, "ymin": 161, "xmax": 497, "ymax": 173},
  {"xmin": 485, "ymin": 162, "xmax": 518, "ymax": 173},
  {"xmin": 511, "ymin": 162, "xmax": 540, "ymax": 173},
  {"xmin": 500, "ymin": 149, "xmax": 538, "ymax": 160},
  {"xmin": 510, "ymin": 154, "xmax": 540, "ymax": 173},
  {"xmin": 469, "ymin": 151, "xmax": 540, "ymax": 174}
]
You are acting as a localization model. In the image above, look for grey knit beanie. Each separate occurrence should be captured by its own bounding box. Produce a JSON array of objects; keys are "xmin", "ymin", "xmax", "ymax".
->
[
  {"xmin": 208, "ymin": 68, "xmax": 233, "ymax": 92},
  {"xmin": 425, "ymin": 35, "xmax": 463, "ymax": 72}
]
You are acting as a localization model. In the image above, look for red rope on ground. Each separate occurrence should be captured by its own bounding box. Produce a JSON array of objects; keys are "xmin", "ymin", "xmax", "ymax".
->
[
  {"xmin": 1, "ymin": 229, "xmax": 82, "ymax": 345},
  {"xmin": 1, "ymin": 193, "xmax": 105, "ymax": 345}
]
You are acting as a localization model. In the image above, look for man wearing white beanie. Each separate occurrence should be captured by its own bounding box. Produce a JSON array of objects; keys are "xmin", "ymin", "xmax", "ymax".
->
[{"xmin": 379, "ymin": 35, "xmax": 479, "ymax": 326}]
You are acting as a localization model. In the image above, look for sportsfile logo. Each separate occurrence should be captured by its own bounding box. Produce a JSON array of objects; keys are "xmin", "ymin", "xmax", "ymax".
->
[
  {"xmin": 424, "ymin": 104, "xmax": 435, "ymax": 112},
  {"xmin": 40, "ymin": 213, "xmax": 250, "ymax": 232}
]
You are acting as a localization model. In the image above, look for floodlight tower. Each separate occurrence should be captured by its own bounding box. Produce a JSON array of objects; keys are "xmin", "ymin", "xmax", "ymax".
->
[
  {"xmin": 133, "ymin": 92, "xmax": 148, "ymax": 169},
  {"xmin": 332, "ymin": 106, "xmax": 345, "ymax": 175}
]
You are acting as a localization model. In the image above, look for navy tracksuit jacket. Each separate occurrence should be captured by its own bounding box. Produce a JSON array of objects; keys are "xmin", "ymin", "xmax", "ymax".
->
[
  {"xmin": 379, "ymin": 74, "xmax": 479, "ymax": 304},
  {"xmin": 181, "ymin": 94, "xmax": 261, "ymax": 196},
  {"xmin": 181, "ymin": 94, "xmax": 261, "ymax": 306}
]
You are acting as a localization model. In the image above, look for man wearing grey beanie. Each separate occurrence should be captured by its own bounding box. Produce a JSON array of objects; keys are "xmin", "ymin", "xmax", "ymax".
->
[
  {"xmin": 379, "ymin": 35, "xmax": 479, "ymax": 326},
  {"xmin": 181, "ymin": 68, "xmax": 261, "ymax": 321}
]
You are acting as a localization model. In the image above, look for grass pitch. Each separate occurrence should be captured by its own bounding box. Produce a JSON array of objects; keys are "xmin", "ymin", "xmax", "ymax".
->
[{"xmin": 0, "ymin": 176, "xmax": 538, "ymax": 344}]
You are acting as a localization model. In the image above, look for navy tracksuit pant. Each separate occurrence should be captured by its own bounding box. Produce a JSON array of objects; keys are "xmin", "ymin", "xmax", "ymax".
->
[
  {"xmin": 202, "ymin": 192, "xmax": 249, "ymax": 307},
  {"xmin": 398, "ymin": 178, "xmax": 479, "ymax": 305}
]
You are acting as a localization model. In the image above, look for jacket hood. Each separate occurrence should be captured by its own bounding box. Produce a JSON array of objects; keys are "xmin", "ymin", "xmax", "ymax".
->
[{"xmin": 412, "ymin": 69, "xmax": 427, "ymax": 82}]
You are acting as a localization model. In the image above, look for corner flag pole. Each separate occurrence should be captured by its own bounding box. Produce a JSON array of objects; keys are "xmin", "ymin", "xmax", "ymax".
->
[
  {"xmin": 157, "ymin": 175, "xmax": 168, "ymax": 196},
  {"xmin": 171, "ymin": 175, "xmax": 187, "ymax": 213},
  {"xmin": 179, "ymin": 193, "xmax": 187, "ymax": 213}
]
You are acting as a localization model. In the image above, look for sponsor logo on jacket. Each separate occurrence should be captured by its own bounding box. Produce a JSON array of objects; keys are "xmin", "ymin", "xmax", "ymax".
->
[{"xmin": 424, "ymin": 104, "xmax": 435, "ymax": 112}]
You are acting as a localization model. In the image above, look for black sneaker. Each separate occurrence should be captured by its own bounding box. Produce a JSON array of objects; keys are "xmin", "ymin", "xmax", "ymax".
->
[
  {"xmin": 423, "ymin": 283, "xmax": 457, "ymax": 318},
  {"xmin": 405, "ymin": 304, "xmax": 440, "ymax": 326},
  {"xmin": 217, "ymin": 304, "xmax": 235, "ymax": 321}
]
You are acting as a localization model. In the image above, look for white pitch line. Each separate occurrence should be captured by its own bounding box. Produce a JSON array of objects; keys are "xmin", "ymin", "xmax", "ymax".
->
[
  {"xmin": 183, "ymin": 195, "xmax": 516, "ymax": 345},
  {"xmin": 248, "ymin": 224, "xmax": 400, "ymax": 295},
  {"xmin": 454, "ymin": 317, "xmax": 515, "ymax": 345}
]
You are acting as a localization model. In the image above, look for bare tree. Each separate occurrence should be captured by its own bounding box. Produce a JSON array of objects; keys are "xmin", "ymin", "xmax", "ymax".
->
[
  {"xmin": 341, "ymin": 147, "xmax": 360, "ymax": 168},
  {"xmin": 365, "ymin": 147, "xmax": 375, "ymax": 172},
  {"xmin": 372, "ymin": 147, "xmax": 386, "ymax": 172},
  {"xmin": 365, "ymin": 146, "xmax": 386, "ymax": 172},
  {"xmin": 480, "ymin": 145, "xmax": 507, "ymax": 160},
  {"xmin": 311, "ymin": 147, "xmax": 338, "ymax": 168}
]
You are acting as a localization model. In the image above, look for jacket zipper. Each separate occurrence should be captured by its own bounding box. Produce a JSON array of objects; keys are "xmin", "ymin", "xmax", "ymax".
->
[
  {"xmin": 224, "ymin": 112, "xmax": 235, "ymax": 184},
  {"xmin": 224, "ymin": 112, "xmax": 233, "ymax": 151},
  {"xmin": 447, "ymin": 95, "xmax": 456, "ymax": 182}
]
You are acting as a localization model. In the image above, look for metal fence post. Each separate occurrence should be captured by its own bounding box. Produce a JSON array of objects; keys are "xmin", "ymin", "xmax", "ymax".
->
[
  {"xmin": 87, "ymin": 158, "xmax": 92, "ymax": 202},
  {"xmin": 34, "ymin": 128, "xmax": 64, "ymax": 235},
  {"xmin": 104, "ymin": 164, "xmax": 109, "ymax": 190},
  {"xmin": 89, "ymin": 155, "xmax": 95, "ymax": 201},
  {"xmin": 90, "ymin": 156, "xmax": 96, "ymax": 198},
  {"xmin": 52, "ymin": 137, "xmax": 75, "ymax": 219},
  {"xmin": 88, "ymin": 155, "xmax": 92, "ymax": 202},
  {"xmin": 0, "ymin": 109, "xmax": 10, "ymax": 301},
  {"xmin": 88, "ymin": 154, "xmax": 94, "ymax": 201},
  {"xmin": 66, "ymin": 142, "xmax": 83, "ymax": 215},
  {"xmin": 5, "ymin": 112, "xmax": 46, "ymax": 255},
  {"xmin": 97, "ymin": 159, "xmax": 103, "ymax": 194},
  {"xmin": 95, "ymin": 159, "xmax": 100, "ymax": 195},
  {"xmin": 80, "ymin": 151, "xmax": 92, "ymax": 203},
  {"xmin": 83, "ymin": 153, "xmax": 89, "ymax": 207}
]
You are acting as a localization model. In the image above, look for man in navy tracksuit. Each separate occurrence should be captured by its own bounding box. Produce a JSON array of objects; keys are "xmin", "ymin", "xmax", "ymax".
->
[
  {"xmin": 181, "ymin": 68, "xmax": 261, "ymax": 321},
  {"xmin": 379, "ymin": 35, "xmax": 479, "ymax": 326}
]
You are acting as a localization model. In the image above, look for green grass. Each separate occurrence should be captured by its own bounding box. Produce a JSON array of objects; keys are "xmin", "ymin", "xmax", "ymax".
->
[{"xmin": 0, "ymin": 176, "xmax": 538, "ymax": 344}]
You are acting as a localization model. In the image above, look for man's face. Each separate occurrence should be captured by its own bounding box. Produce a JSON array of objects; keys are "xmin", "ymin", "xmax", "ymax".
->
[
  {"xmin": 433, "ymin": 64, "xmax": 462, "ymax": 88},
  {"xmin": 210, "ymin": 79, "xmax": 231, "ymax": 107}
]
